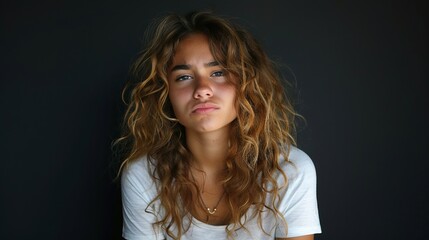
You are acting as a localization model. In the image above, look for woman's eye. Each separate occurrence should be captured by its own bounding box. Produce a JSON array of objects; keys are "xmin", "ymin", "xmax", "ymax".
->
[
  {"xmin": 211, "ymin": 71, "xmax": 224, "ymax": 77},
  {"xmin": 176, "ymin": 75, "xmax": 192, "ymax": 81}
]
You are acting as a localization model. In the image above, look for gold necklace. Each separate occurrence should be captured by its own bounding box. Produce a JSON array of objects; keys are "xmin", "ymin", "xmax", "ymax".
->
[
  {"xmin": 201, "ymin": 191, "xmax": 225, "ymax": 215},
  {"xmin": 190, "ymin": 171, "xmax": 225, "ymax": 216}
]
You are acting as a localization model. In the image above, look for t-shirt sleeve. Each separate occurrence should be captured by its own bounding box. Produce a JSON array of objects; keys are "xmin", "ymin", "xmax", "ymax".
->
[
  {"xmin": 121, "ymin": 158, "xmax": 164, "ymax": 240},
  {"xmin": 275, "ymin": 147, "xmax": 322, "ymax": 238}
]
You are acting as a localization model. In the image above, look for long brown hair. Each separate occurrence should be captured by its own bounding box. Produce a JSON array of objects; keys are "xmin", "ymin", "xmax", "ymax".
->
[{"xmin": 115, "ymin": 11, "xmax": 298, "ymax": 239}]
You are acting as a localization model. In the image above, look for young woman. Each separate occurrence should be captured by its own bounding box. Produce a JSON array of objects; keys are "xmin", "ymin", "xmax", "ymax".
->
[{"xmin": 117, "ymin": 11, "xmax": 321, "ymax": 240}]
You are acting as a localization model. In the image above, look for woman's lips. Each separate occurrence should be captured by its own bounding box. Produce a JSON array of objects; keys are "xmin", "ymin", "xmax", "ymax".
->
[{"xmin": 192, "ymin": 103, "xmax": 219, "ymax": 113}]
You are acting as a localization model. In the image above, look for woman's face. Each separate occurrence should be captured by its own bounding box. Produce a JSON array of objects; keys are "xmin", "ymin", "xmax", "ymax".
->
[{"xmin": 167, "ymin": 33, "xmax": 237, "ymax": 134}]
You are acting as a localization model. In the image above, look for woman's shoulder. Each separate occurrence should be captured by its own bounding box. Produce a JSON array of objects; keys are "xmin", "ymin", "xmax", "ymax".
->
[
  {"xmin": 286, "ymin": 146, "xmax": 314, "ymax": 167},
  {"xmin": 121, "ymin": 155, "xmax": 156, "ymax": 192},
  {"xmin": 122, "ymin": 155, "xmax": 150, "ymax": 175},
  {"xmin": 279, "ymin": 146, "xmax": 317, "ymax": 182}
]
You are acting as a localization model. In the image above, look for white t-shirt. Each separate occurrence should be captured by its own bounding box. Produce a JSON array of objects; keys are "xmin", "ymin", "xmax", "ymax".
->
[{"xmin": 121, "ymin": 147, "xmax": 321, "ymax": 239}]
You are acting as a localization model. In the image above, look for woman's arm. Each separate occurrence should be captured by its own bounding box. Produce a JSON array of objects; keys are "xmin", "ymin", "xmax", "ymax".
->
[
  {"xmin": 277, "ymin": 234, "xmax": 314, "ymax": 240},
  {"xmin": 121, "ymin": 159, "xmax": 164, "ymax": 239},
  {"xmin": 275, "ymin": 148, "xmax": 321, "ymax": 238}
]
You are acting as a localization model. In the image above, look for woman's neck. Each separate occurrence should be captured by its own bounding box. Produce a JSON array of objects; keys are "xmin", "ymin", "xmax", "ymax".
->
[{"xmin": 186, "ymin": 128, "xmax": 230, "ymax": 175}]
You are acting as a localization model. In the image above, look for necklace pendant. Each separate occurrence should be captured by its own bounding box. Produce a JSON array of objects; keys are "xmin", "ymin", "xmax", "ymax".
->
[{"xmin": 207, "ymin": 207, "xmax": 217, "ymax": 215}]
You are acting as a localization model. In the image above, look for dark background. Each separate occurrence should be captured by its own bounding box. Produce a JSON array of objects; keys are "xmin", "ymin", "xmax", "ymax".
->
[{"xmin": 1, "ymin": 0, "xmax": 428, "ymax": 239}]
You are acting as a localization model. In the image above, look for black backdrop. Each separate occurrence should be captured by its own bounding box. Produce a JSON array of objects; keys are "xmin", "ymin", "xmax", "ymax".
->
[{"xmin": 1, "ymin": 0, "xmax": 428, "ymax": 239}]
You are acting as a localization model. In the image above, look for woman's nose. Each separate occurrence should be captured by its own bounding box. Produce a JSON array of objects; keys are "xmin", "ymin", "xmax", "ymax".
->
[{"xmin": 193, "ymin": 76, "xmax": 213, "ymax": 99}]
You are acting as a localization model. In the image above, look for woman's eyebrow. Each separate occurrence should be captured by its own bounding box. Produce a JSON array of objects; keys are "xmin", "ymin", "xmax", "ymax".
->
[
  {"xmin": 170, "ymin": 64, "xmax": 190, "ymax": 72},
  {"xmin": 205, "ymin": 61, "xmax": 219, "ymax": 67},
  {"xmin": 170, "ymin": 61, "xmax": 219, "ymax": 72}
]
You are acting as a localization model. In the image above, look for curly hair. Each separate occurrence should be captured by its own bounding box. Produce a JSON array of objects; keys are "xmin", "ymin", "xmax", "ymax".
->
[{"xmin": 115, "ymin": 11, "xmax": 299, "ymax": 239}]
